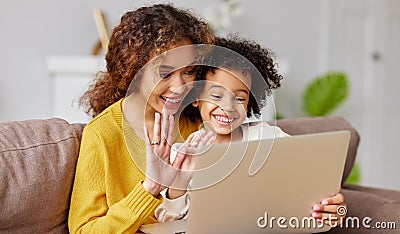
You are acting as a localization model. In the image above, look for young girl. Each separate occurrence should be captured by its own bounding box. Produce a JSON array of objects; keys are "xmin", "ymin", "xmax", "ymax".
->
[
  {"xmin": 190, "ymin": 38, "xmax": 288, "ymax": 143},
  {"xmin": 181, "ymin": 36, "xmax": 346, "ymax": 226},
  {"xmin": 68, "ymin": 4, "xmax": 215, "ymax": 233}
]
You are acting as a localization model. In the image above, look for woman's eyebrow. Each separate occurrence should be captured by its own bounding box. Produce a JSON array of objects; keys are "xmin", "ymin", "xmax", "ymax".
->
[{"xmin": 159, "ymin": 61, "xmax": 197, "ymax": 70}]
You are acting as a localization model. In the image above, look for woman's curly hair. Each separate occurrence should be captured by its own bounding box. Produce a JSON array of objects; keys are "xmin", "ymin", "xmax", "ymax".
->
[
  {"xmin": 80, "ymin": 4, "xmax": 215, "ymax": 117},
  {"xmin": 183, "ymin": 35, "xmax": 283, "ymax": 122}
]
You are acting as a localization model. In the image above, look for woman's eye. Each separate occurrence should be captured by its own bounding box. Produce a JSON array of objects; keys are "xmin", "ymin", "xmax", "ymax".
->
[
  {"xmin": 184, "ymin": 69, "xmax": 195, "ymax": 76},
  {"xmin": 159, "ymin": 72, "xmax": 171, "ymax": 79}
]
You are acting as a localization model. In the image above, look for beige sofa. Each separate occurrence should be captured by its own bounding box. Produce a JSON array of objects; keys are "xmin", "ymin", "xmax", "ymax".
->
[{"xmin": 0, "ymin": 116, "xmax": 399, "ymax": 233}]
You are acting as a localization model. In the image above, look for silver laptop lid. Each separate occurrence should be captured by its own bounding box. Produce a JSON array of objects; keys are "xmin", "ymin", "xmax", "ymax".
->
[{"xmin": 187, "ymin": 130, "xmax": 350, "ymax": 234}]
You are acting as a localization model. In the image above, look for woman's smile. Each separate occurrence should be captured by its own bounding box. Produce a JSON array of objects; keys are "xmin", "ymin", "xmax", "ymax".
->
[{"xmin": 160, "ymin": 95, "xmax": 183, "ymax": 109}]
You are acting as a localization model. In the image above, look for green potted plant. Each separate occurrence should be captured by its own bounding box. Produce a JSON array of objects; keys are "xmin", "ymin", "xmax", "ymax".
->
[{"xmin": 302, "ymin": 72, "xmax": 349, "ymax": 116}]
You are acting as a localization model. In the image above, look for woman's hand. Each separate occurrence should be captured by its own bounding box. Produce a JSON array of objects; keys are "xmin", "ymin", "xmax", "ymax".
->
[
  {"xmin": 142, "ymin": 108, "xmax": 177, "ymax": 197},
  {"xmin": 312, "ymin": 193, "xmax": 347, "ymax": 227}
]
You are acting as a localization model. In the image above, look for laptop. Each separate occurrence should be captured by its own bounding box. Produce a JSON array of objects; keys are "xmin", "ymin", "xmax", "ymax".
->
[{"xmin": 140, "ymin": 130, "xmax": 350, "ymax": 234}]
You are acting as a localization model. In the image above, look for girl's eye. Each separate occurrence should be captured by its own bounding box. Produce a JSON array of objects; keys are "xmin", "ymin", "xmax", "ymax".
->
[
  {"xmin": 210, "ymin": 94, "xmax": 222, "ymax": 100},
  {"xmin": 235, "ymin": 97, "xmax": 246, "ymax": 103}
]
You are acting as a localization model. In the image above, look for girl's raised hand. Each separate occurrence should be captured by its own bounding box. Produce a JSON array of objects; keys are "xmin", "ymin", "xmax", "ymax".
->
[{"xmin": 167, "ymin": 129, "xmax": 215, "ymax": 199}]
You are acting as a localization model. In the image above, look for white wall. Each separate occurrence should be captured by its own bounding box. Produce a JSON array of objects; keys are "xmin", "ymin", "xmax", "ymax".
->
[
  {"xmin": 0, "ymin": 0, "xmax": 134, "ymax": 122},
  {"xmin": 0, "ymin": 0, "xmax": 324, "ymax": 122}
]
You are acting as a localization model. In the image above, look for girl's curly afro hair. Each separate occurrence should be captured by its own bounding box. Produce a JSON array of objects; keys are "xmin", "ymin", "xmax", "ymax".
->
[{"xmin": 183, "ymin": 35, "xmax": 283, "ymax": 122}]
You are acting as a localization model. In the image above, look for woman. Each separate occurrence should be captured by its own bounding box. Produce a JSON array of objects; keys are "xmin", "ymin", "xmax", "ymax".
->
[{"xmin": 68, "ymin": 4, "xmax": 214, "ymax": 233}]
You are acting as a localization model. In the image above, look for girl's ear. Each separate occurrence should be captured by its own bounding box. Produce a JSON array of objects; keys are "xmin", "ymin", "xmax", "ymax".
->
[{"xmin": 192, "ymin": 101, "xmax": 199, "ymax": 107}]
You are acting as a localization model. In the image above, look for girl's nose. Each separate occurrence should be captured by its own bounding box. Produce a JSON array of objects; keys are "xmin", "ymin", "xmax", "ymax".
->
[{"xmin": 219, "ymin": 98, "xmax": 235, "ymax": 112}]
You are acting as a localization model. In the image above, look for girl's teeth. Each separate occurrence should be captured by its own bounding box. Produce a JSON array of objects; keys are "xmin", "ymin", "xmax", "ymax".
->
[{"xmin": 215, "ymin": 115, "xmax": 233, "ymax": 123}]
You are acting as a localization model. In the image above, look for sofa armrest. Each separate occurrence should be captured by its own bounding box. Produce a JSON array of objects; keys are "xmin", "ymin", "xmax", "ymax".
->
[
  {"xmin": 0, "ymin": 118, "xmax": 81, "ymax": 233},
  {"xmin": 327, "ymin": 187, "xmax": 400, "ymax": 233}
]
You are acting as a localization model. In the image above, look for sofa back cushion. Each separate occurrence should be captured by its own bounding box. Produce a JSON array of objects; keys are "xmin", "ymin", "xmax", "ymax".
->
[
  {"xmin": 0, "ymin": 118, "xmax": 82, "ymax": 233},
  {"xmin": 274, "ymin": 116, "xmax": 360, "ymax": 185}
]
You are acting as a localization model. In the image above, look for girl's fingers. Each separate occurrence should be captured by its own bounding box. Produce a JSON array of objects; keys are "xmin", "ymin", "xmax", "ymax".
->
[
  {"xmin": 184, "ymin": 145, "xmax": 198, "ymax": 155},
  {"xmin": 321, "ymin": 193, "xmax": 345, "ymax": 205},
  {"xmin": 312, "ymin": 211, "xmax": 343, "ymax": 226},
  {"xmin": 172, "ymin": 147, "xmax": 186, "ymax": 169},
  {"xmin": 185, "ymin": 133, "xmax": 195, "ymax": 144},
  {"xmin": 183, "ymin": 133, "xmax": 201, "ymax": 155},
  {"xmin": 312, "ymin": 198, "xmax": 347, "ymax": 227},
  {"xmin": 188, "ymin": 129, "xmax": 212, "ymax": 149},
  {"xmin": 203, "ymin": 131, "xmax": 216, "ymax": 146},
  {"xmin": 186, "ymin": 129, "xmax": 205, "ymax": 143},
  {"xmin": 180, "ymin": 130, "xmax": 216, "ymax": 157},
  {"xmin": 176, "ymin": 147, "xmax": 195, "ymax": 170},
  {"xmin": 189, "ymin": 133, "xmax": 201, "ymax": 147},
  {"xmin": 313, "ymin": 204, "xmax": 341, "ymax": 214},
  {"xmin": 199, "ymin": 131, "xmax": 214, "ymax": 146}
]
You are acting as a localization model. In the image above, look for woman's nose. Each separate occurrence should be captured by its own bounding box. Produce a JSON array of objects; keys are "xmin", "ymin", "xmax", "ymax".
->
[{"xmin": 169, "ymin": 74, "xmax": 186, "ymax": 94}]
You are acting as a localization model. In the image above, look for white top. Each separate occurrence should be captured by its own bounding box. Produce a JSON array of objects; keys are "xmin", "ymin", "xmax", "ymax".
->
[
  {"xmin": 241, "ymin": 121, "xmax": 290, "ymax": 141},
  {"xmin": 154, "ymin": 122, "xmax": 289, "ymax": 222}
]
